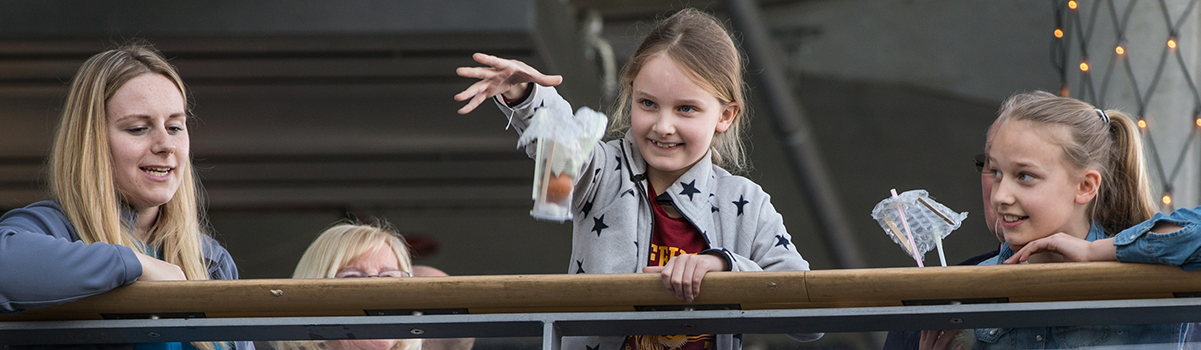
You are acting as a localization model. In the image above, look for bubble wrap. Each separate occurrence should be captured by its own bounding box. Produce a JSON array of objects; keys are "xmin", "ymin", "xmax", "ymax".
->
[
  {"xmin": 870, "ymin": 189, "xmax": 968, "ymax": 260},
  {"xmin": 517, "ymin": 106, "xmax": 608, "ymax": 177}
]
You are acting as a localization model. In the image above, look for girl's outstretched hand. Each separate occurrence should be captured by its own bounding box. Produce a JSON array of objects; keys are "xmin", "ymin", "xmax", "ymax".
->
[
  {"xmin": 135, "ymin": 252, "xmax": 186, "ymax": 281},
  {"xmin": 454, "ymin": 52, "xmax": 563, "ymax": 114},
  {"xmin": 643, "ymin": 253, "xmax": 728, "ymax": 303},
  {"xmin": 1004, "ymin": 234, "xmax": 1116, "ymax": 264}
]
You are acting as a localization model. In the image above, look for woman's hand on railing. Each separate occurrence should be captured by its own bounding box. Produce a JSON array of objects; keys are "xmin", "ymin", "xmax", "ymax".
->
[
  {"xmin": 1004, "ymin": 234, "xmax": 1117, "ymax": 264},
  {"xmin": 919, "ymin": 329, "xmax": 963, "ymax": 350},
  {"xmin": 454, "ymin": 52, "xmax": 563, "ymax": 114},
  {"xmin": 643, "ymin": 253, "xmax": 728, "ymax": 303},
  {"xmin": 135, "ymin": 252, "xmax": 186, "ymax": 281}
]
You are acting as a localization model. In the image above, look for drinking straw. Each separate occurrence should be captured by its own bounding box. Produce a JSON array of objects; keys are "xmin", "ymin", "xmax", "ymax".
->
[
  {"xmin": 891, "ymin": 189, "xmax": 923, "ymax": 267},
  {"xmin": 917, "ymin": 197, "xmax": 951, "ymax": 267}
]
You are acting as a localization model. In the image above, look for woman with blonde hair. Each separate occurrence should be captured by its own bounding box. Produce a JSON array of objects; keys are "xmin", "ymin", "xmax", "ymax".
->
[
  {"xmin": 0, "ymin": 43, "xmax": 249, "ymax": 350},
  {"xmin": 274, "ymin": 222, "xmax": 420, "ymax": 350}
]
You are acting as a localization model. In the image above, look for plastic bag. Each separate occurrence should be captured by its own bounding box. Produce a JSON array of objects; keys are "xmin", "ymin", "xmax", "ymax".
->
[{"xmin": 871, "ymin": 189, "xmax": 967, "ymax": 266}]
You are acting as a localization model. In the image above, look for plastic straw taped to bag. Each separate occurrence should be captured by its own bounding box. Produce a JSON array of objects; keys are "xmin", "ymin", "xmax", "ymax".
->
[{"xmin": 871, "ymin": 189, "xmax": 967, "ymax": 263}]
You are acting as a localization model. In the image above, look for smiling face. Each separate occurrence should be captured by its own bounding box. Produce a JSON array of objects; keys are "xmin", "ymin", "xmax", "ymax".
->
[
  {"xmin": 106, "ymin": 73, "xmax": 189, "ymax": 212},
  {"xmin": 630, "ymin": 54, "xmax": 736, "ymax": 189},
  {"xmin": 988, "ymin": 121, "xmax": 1097, "ymax": 250}
]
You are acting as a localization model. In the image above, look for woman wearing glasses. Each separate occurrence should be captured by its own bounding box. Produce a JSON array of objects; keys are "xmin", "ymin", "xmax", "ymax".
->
[{"xmin": 274, "ymin": 222, "xmax": 420, "ymax": 350}]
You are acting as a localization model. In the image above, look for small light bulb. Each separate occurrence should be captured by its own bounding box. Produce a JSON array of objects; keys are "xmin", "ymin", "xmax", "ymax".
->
[
  {"xmin": 1055, "ymin": 29, "xmax": 1064, "ymax": 38},
  {"xmin": 1080, "ymin": 62, "xmax": 1090, "ymax": 72},
  {"xmin": 1169, "ymin": 39, "xmax": 1178, "ymax": 49},
  {"xmin": 1196, "ymin": 118, "xmax": 1201, "ymax": 127},
  {"xmin": 1163, "ymin": 194, "xmax": 1172, "ymax": 205},
  {"xmin": 1069, "ymin": 0, "xmax": 1078, "ymax": 9},
  {"xmin": 1138, "ymin": 119, "xmax": 1148, "ymax": 129},
  {"xmin": 1116, "ymin": 46, "xmax": 1125, "ymax": 55}
]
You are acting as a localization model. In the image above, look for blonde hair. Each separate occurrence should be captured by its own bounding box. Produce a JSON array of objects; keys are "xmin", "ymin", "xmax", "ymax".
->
[
  {"xmin": 50, "ymin": 42, "xmax": 217, "ymax": 350},
  {"xmin": 275, "ymin": 222, "xmax": 419, "ymax": 350},
  {"xmin": 992, "ymin": 91, "xmax": 1157, "ymax": 234},
  {"xmin": 50, "ymin": 43, "xmax": 211, "ymax": 280},
  {"xmin": 608, "ymin": 8, "xmax": 750, "ymax": 173}
]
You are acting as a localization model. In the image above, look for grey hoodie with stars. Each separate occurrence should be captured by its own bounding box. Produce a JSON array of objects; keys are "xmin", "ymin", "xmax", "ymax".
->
[{"xmin": 496, "ymin": 86, "xmax": 813, "ymax": 350}]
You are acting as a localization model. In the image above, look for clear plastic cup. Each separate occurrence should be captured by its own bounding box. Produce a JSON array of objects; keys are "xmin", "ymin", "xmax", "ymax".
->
[{"xmin": 530, "ymin": 139, "xmax": 573, "ymax": 222}]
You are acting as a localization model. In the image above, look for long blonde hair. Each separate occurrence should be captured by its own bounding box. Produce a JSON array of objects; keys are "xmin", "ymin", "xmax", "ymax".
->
[
  {"xmin": 49, "ymin": 43, "xmax": 211, "ymax": 281},
  {"xmin": 992, "ymin": 91, "xmax": 1157, "ymax": 234},
  {"xmin": 608, "ymin": 8, "xmax": 750, "ymax": 173},
  {"xmin": 275, "ymin": 222, "xmax": 419, "ymax": 350}
]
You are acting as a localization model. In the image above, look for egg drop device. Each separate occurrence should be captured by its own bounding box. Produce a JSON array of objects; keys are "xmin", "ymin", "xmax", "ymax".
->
[{"xmin": 517, "ymin": 106, "xmax": 607, "ymax": 222}]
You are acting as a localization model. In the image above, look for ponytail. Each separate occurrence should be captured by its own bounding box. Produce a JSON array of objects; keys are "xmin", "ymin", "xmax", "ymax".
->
[{"xmin": 1094, "ymin": 110, "xmax": 1157, "ymax": 234}]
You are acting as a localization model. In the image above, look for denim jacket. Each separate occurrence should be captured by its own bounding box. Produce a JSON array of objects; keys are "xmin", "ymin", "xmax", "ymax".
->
[
  {"xmin": 973, "ymin": 219, "xmax": 1192, "ymax": 349},
  {"xmin": 1115, "ymin": 206, "xmax": 1201, "ymax": 270}
]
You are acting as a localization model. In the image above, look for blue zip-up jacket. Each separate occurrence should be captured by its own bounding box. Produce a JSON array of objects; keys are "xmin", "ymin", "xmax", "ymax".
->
[{"xmin": 0, "ymin": 200, "xmax": 251, "ymax": 350}]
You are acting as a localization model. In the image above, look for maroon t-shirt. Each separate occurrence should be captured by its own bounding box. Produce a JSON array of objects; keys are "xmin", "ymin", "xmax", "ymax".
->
[{"xmin": 624, "ymin": 182, "xmax": 715, "ymax": 350}]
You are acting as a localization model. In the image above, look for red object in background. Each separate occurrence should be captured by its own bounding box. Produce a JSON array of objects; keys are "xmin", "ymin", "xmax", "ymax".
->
[{"xmin": 403, "ymin": 234, "xmax": 441, "ymax": 259}]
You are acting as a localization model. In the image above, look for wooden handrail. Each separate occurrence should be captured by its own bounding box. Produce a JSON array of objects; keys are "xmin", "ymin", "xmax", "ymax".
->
[{"xmin": 3, "ymin": 262, "xmax": 1198, "ymax": 322}]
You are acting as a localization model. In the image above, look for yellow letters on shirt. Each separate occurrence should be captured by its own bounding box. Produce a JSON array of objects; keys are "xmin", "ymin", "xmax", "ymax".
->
[{"xmin": 648, "ymin": 243, "xmax": 692, "ymax": 267}]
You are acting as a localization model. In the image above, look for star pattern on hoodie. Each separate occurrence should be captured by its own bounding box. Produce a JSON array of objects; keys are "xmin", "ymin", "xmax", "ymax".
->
[
  {"xmin": 581, "ymin": 200, "xmax": 594, "ymax": 216},
  {"xmin": 775, "ymin": 234, "xmax": 792, "ymax": 249},
  {"xmin": 592, "ymin": 215, "xmax": 609, "ymax": 236},
  {"xmin": 733, "ymin": 195, "xmax": 750, "ymax": 216},
  {"xmin": 679, "ymin": 180, "xmax": 700, "ymax": 201},
  {"xmin": 576, "ymin": 260, "xmax": 586, "ymax": 274}
]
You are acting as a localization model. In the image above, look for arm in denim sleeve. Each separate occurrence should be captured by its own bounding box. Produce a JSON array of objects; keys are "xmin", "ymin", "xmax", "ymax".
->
[
  {"xmin": 1114, "ymin": 206, "xmax": 1201, "ymax": 270},
  {"xmin": 0, "ymin": 201, "xmax": 141, "ymax": 313}
]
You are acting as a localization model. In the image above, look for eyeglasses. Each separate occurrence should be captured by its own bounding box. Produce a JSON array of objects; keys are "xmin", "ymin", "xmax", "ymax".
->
[
  {"xmin": 974, "ymin": 153, "xmax": 988, "ymax": 173},
  {"xmin": 334, "ymin": 269, "xmax": 412, "ymax": 278}
]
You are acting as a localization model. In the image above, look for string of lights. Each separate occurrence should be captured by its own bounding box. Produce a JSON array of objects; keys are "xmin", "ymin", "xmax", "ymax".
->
[{"xmin": 1054, "ymin": 0, "xmax": 1201, "ymax": 211}]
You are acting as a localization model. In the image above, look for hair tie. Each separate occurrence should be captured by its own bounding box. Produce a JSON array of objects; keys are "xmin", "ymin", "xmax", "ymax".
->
[{"xmin": 1095, "ymin": 108, "xmax": 1110, "ymax": 124}]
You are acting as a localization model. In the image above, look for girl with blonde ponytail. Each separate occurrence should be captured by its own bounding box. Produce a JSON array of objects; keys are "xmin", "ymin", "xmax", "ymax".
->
[
  {"xmin": 921, "ymin": 91, "xmax": 1201, "ymax": 349},
  {"xmin": 0, "ymin": 43, "xmax": 249, "ymax": 350}
]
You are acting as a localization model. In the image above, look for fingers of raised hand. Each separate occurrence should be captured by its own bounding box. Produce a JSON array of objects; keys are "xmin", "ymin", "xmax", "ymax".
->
[
  {"xmin": 455, "ymin": 66, "xmax": 495, "ymax": 80},
  {"xmin": 531, "ymin": 73, "xmax": 564, "ymax": 87},
  {"xmin": 457, "ymin": 94, "xmax": 488, "ymax": 115},
  {"xmin": 472, "ymin": 52, "xmax": 509, "ymax": 68}
]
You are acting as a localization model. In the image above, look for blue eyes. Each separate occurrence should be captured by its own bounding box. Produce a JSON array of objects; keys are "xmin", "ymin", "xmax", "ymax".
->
[
  {"xmin": 636, "ymin": 99, "xmax": 697, "ymax": 113},
  {"xmin": 992, "ymin": 170, "xmax": 1035, "ymax": 182}
]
